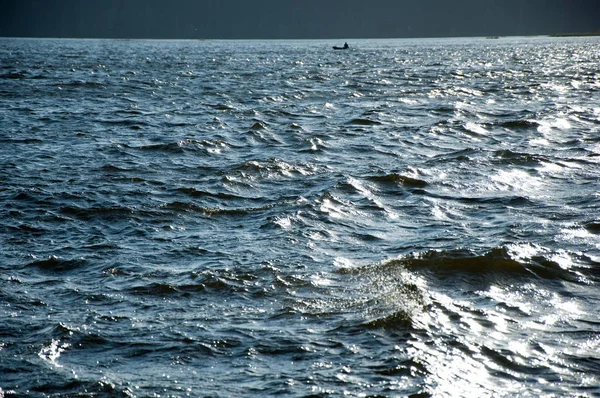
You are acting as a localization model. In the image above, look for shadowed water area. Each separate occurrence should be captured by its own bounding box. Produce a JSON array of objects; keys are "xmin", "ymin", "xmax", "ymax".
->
[{"xmin": 1, "ymin": 37, "xmax": 600, "ymax": 397}]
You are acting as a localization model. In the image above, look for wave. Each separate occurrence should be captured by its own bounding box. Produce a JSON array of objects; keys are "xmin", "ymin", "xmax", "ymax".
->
[
  {"xmin": 134, "ymin": 142, "xmax": 189, "ymax": 153},
  {"xmin": 429, "ymin": 147, "xmax": 481, "ymax": 163},
  {"xmin": 25, "ymin": 256, "xmax": 88, "ymax": 272},
  {"xmin": 397, "ymin": 247, "xmax": 527, "ymax": 274},
  {"xmin": 359, "ymin": 308, "xmax": 414, "ymax": 329},
  {"xmin": 0, "ymin": 138, "xmax": 44, "ymax": 144},
  {"xmin": 56, "ymin": 80, "xmax": 106, "ymax": 89},
  {"xmin": 249, "ymin": 121, "xmax": 268, "ymax": 130},
  {"xmin": 584, "ymin": 221, "xmax": 600, "ymax": 234},
  {"xmin": 0, "ymin": 70, "xmax": 30, "ymax": 79},
  {"xmin": 129, "ymin": 282, "xmax": 191, "ymax": 296},
  {"xmin": 100, "ymin": 164, "xmax": 136, "ymax": 173},
  {"xmin": 175, "ymin": 187, "xmax": 253, "ymax": 201},
  {"xmin": 348, "ymin": 118, "xmax": 382, "ymax": 126},
  {"xmin": 127, "ymin": 267, "xmax": 270, "ymax": 298},
  {"xmin": 497, "ymin": 119, "xmax": 540, "ymax": 130},
  {"xmin": 161, "ymin": 201, "xmax": 248, "ymax": 216},
  {"xmin": 160, "ymin": 201, "xmax": 285, "ymax": 217},
  {"xmin": 205, "ymin": 102, "xmax": 236, "ymax": 112},
  {"xmin": 358, "ymin": 282, "xmax": 427, "ymax": 330},
  {"xmin": 6, "ymin": 223, "xmax": 46, "ymax": 235},
  {"xmin": 233, "ymin": 158, "xmax": 319, "ymax": 179},
  {"xmin": 367, "ymin": 173, "xmax": 428, "ymax": 188},
  {"xmin": 424, "ymin": 191, "xmax": 535, "ymax": 207},
  {"xmin": 132, "ymin": 139, "xmax": 230, "ymax": 154},
  {"xmin": 492, "ymin": 149, "xmax": 548, "ymax": 165},
  {"xmin": 340, "ymin": 246, "xmax": 582, "ymax": 283},
  {"xmin": 60, "ymin": 205, "xmax": 140, "ymax": 221},
  {"xmin": 96, "ymin": 118, "xmax": 152, "ymax": 131}
]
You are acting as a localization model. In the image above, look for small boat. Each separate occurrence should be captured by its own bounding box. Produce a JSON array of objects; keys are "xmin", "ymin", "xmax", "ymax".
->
[{"xmin": 333, "ymin": 42, "xmax": 349, "ymax": 50}]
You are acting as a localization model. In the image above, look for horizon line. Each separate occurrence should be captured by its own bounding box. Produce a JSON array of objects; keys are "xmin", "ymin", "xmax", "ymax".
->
[{"xmin": 2, "ymin": 33, "xmax": 590, "ymax": 42}]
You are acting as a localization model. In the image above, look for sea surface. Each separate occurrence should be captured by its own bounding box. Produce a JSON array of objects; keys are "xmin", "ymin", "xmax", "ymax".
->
[{"xmin": 1, "ymin": 36, "xmax": 600, "ymax": 397}]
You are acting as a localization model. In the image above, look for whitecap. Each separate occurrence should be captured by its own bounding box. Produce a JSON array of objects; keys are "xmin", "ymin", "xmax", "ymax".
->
[{"xmin": 38, "ymin": 339, "xmax": 70, "ymax": 368}]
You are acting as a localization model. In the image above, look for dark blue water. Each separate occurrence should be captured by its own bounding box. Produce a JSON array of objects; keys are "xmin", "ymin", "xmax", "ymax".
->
[{"xmin": 1, "ymin": 36, "xmax": 600, "ymax": 397}]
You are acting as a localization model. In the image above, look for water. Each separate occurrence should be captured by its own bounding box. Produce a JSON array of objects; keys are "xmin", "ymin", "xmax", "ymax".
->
[{"xmin": 1, "ymin": 36, "xmax": 600, "ymax": 397}]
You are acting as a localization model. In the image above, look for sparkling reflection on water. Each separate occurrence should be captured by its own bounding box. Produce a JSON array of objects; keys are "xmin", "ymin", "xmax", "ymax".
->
[{"xmin": 1, "ymin": 36, "xmax": 600, "ymax": 397}]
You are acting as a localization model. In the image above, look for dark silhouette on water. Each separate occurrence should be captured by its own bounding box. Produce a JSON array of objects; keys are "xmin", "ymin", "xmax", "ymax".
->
[{"xmin": 333, "ymin": 42, "xmax": 349, "ymax": 50}]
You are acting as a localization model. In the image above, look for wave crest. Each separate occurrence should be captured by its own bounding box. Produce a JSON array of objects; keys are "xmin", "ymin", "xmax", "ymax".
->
[
  {"xmin": 342, "ymin": 245, "xmax": 583, "ymax": 283},
  {"xmin": 367, "ymin": 173, "xmax": 428, "ymax": 188}
]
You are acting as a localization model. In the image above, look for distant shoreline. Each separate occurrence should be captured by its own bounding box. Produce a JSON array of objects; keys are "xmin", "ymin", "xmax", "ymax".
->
[{"xmin": 550, "ymin": 31, "xmax": 600, "ymax": 37}]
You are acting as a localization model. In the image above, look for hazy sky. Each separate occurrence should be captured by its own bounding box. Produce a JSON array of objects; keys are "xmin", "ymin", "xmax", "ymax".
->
[{"xmin": 1, "ymin": 0, "xmax": 599, "ymax": 39}]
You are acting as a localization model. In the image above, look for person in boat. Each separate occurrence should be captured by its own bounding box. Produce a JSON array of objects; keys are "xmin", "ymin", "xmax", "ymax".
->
[{"xmin": 343, "ymin": 42, "xmax": 349, "ymax": 49}]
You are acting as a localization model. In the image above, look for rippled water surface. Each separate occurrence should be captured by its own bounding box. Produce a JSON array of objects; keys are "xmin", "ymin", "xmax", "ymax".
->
[{"xmin": 1, "ymin": 37, "xmax": 600, "ymax": 397}]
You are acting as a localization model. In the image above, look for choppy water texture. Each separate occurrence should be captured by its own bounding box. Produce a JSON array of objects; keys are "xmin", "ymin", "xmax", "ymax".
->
[{"xmin": 1, "ymin": 36, "xmax": 600, "ymax": 397}]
